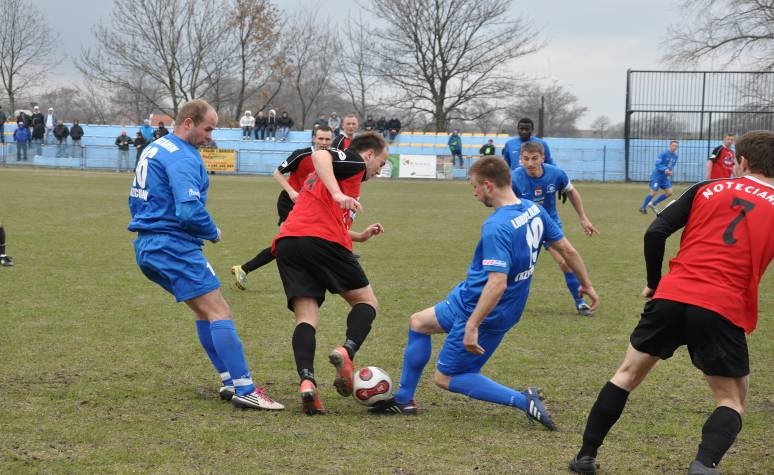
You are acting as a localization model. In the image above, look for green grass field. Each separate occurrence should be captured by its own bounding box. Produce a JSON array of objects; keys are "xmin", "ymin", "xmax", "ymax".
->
[{"xmin": 0, "ymin": 167, "xmax": 772, "ymax": 474}]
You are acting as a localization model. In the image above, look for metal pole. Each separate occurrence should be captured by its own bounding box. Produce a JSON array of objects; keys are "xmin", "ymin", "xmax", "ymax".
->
[
  {"xmin": 698, "ymin": 72, "xmax": 707, "ymax": 141},
  {"xmin": 602, "ymin": 144, "xmax": 607, "ymax": 183},
  {"xmin": 538, "ymin": 96, "xmax": 545, "ymax": 138},
  {"xmin": 624, "ymin": 69, "xmax": 632, "ymax": 181}
]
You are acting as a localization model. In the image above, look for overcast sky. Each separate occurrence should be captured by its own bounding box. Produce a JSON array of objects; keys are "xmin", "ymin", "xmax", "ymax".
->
[{"xmin": 36, "ymin": 0, "xmax": 727, "ymax": 128}]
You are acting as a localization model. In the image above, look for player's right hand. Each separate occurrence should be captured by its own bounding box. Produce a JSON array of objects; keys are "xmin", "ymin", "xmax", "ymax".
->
[
  {"xmin": 578, "ymin": 285, "xmax": 599, "ymax": 311},
  {"xmin": 333, "ymin": 192, "xmax": 362, "ymax": 212},
  {"xmin": 211, "ymin": 227, "xmax": 222, "ymax": 243},
  {"xmin": 641, "ymin": 286, "xmax": 655, "ymax": 300}
]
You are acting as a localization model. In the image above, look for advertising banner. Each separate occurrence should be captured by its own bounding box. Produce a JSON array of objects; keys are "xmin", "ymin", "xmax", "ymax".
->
[
  {"xmin": 201, "ymin": 148, "xmax": 236, "ymax": 172},
  {"xmin": 436, "ymin": 155, "xmax": 453, "ymax": 179},
  {"xmin": 398, "ymin": 154, "xmax": 436, "ymax": 179}
]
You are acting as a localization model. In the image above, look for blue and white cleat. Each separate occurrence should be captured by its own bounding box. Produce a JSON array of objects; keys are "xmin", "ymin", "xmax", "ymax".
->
[{"xmin": 524, "ymin": 387, "xmax": 557, "ymax": 430}]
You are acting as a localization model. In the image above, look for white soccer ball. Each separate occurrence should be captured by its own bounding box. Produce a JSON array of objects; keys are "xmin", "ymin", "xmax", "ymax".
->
[{"xmin": 352, "ymin": 366, "xmax": 393, "ymax": 406}]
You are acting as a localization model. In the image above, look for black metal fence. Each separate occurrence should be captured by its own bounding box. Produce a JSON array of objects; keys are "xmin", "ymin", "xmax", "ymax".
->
[{"xmin": 624, "ymin": 70, "xmax": 774, "ymax": 182}]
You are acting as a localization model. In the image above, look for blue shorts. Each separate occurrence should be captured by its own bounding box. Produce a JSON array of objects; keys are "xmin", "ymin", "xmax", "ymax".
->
[
  {"xmin": 649, "ymin": 175, "xmax": 672, "ymax": 191},
  {"xmin": 134, "ymin": 233, "xmax": 220, "ymax": 302},
  {"xmin": 434, "ymin": 300, "xmax": 507, "ymax": 376}
]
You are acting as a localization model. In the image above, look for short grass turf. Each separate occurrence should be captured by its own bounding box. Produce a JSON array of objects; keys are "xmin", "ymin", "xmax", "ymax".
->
[{"xmin": 0, "ymin": 167, "xmax": 772, "ymax": 474}]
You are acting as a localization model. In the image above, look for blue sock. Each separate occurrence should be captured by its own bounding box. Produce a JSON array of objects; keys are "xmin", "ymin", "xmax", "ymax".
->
[
  {"xmin": 564, "ymin": 272, "xmax": 585, "ymax": 306},
  {"xmin": 209, "ymin": 320, "xmax": 255, "ymax": 396},
  {"xmin": 652, "ymin": 193, "xmax": 668, "ymax": 206},
  {"xmin": 641, "ymin": 194, "xmax": 653, "ymax": 210},
  {"xmin": 195, "ymin": 320, "xmax": 232, "ymax": 386},
  {"xmin": 448, "ymin": 373, "xmax": 527, "ymax": 411},
  {"xmin": 394, "ymin": 329, "xmax": 432, "ymax": 404}
]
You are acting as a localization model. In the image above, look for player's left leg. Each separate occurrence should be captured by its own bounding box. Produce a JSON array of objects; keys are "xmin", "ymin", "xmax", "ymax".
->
[
  {"xmin": 640, "ymin": 185, "xmax": 659, "ymax": 213},
  {"xmin": 651, "ymin": 185, "xmax": 673, "ymax": 208},
  {"xmin": 0, "ymin": 223, "xmax": 13, "ymax": 267},
  {"xmin": 291, "ymin": 297, "xmax": 324, "ymax": 415},
  {"xmin": 231, "ymin": 246, "xmax": 276, "ymax": 290},
  {"xmin": 547, "ymin": 246, "xmax": 591, "ymax": 316},
  {"xmin": 331, "ymin": 285, "xmax": 379, "ymax": 397}
]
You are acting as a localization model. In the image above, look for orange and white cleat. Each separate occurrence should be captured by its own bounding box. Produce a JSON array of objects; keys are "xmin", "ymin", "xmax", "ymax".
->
[
  {"xmin": 300, "ymin": 379, "xmax": 324, "ymax": 415},
  {"xmin": 329, "ymin": 347, "xmax": 355, "ymax": 397}
]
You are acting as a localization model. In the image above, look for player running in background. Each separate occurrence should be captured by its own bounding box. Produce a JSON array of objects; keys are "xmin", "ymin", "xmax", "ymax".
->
[
  {"xmin": 128, "ymin": 99, "xmax": 283, "ymax": 411},
  {"xmin": 706, "ymin": 134, "xmax": 735, "ymax": 180},
  {"xmin": 568, "ymin": 130, "xmax": 774, "ymax": 475},
  {"xmin": 501, "ymin": 117, "xmax": 554, "ymax": 170},
  {"xmin": 640, "ymin": 141, "xmax": 678, "ymax": 214},
  {"xmin": 231, "ymin": 126, "xmax": 334, "ymax": 290},
  {"xmin": 332, "ymin": 113, "xmax": 359, "ymax": 150},
  {"xmin": 0, "ymin": 222, "xmax": 13, "ymax": 267},
  {"xmin": 370, "ymin": 157, "xmax": 599, "ymax": 428},
  {"xmin": 272, "ymin": 132, "xmax": 388, "ymax": 415},
  {"xmin": 512, "ymin": 141, "xmax": 599, "ymax": 316}
]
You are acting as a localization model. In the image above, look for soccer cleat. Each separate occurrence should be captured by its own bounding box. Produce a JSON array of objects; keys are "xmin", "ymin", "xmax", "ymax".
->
[
  {"xmin": 569, "ymin": 455, "xmax": 598, "ymax": 474},
  {"xmin": 0, "ymin": 255, "xmax": 13, "ymax": 267},
  {"xmin": 329, "ymin": 347, "xmax": 355, "ymax": 397},
  {"xmin": 647, "ymin": 202, "xmax": 658, "ymax": 213},
  {"xmin": 219, "ymin": 385, "xmax": 235, "ymax": 401},
  {"xmin": 299, "ymin": 379, "xmax": 325, "ymax": 415},
  {"xmin": 231, "ymin": 387, "xmax": 284, "ymax": 410},
  {"xmin": 577, "ymin": 303, "xmax": 594, "ymax": 317},
  {"xmin": 367, "ymin": 397, "xmax": 418, "ymax": 415},
  {"xmin": 524, "ymin": 387, "xmax": 557, "ymax": 430},
  {"xmin": 638, "ymin": 207, "xmax": 647, "ymax": 214},
  {"xmin": 230, "ymin": 265, "xmax": 247, "ymax": 290},
  {"xmin": 687, "ymin": 460, "xmax": 720, "ymax": 475}
]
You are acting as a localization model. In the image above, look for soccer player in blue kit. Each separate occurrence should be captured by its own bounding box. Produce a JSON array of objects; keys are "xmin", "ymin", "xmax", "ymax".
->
[
  {"xmin": 369, "ymin": 157, "xmax": 599, "ymax": 428},
  {"xmin": 501, "ymin": 117, "xmax": 554, "ymax": 170},
  {"xmin": 639, "ymin": 140, "xmax": 679, "ymax": 214},
  {"xmin": 512, "ymin": 141, "xmax": 600, "ymax": 316},
  {"xmin": 128, "ymin": 99, "xmax": 284, "ymax": 411}
]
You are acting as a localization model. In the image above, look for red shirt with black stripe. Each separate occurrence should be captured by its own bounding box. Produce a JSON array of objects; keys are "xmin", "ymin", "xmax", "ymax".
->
[{"xmin": 708, "ymin": 145, "xmax": 735, "ymax": 179}]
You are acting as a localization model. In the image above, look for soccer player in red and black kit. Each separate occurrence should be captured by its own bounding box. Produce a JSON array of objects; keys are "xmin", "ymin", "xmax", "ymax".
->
[
  {"xmin": 569, "ymin": 130, "xmax": 774, "ymax": 475},
  {"xmin": 332, "ymin": 113, "xmax": 359, "ymax": 150},
  {"xmin": 230, "ymin": 126, "xmax": 334, "ymax": 289},
  {"xmin": 706, "ymin": 133, "xmax": 736, "ymax": 180},
  {"xmin": 272, "ymin": 131, "xmax": 388, "ymax": 415}
]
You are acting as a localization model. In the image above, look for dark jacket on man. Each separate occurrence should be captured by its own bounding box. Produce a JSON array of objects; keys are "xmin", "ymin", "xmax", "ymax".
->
[
  {"xmin": 54, "ymin": 124, "xmax": 69, "ymax": 141},
  {"xmin": 116, "ymin": 134, "xmax": 133, "ymax": 150},
  {"xmin": 32, "ymin": 122, "xmax": 45, "ymax": 140},
  {"xmin": 70, "ymin": 124, "xmax": 84, "ymax": 140}
]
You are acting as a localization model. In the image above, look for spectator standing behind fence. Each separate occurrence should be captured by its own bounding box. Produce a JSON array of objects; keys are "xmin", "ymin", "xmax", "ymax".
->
[
  {"xmin": 45, "ymin": 108, "xmax": 56, "ymax": 145},
  {"xmin": 277, "ymin": 111, "xmax": 294, "ymax": 142},
  {"xmin": 707, "ymin": 133, "xmax": 735, "ymax": 180},
  {"xmin": 115, "ymin": 130, "xmax": 133, "ymax": 171},
  {"xmin": 70, "ymin": 121, "xmax": 84, "ymax": 158},
  {"xmin": 480, "ymin": 139, "xmax": 496, "ymax": 156},
  {"xmin": 30, "ymin": 106, "xmax": 43, "ymax": 131},
  {"xmin": 153, "ymin": 122, "xmax": 169, "ymax": 141},
  {"xmin": 240, "ymin": 110, "xmax": 254, "ymax": 140},
  {"xmin": 328, "ymin": 112, "xmax": 341, "ymax": 135},
  {"xmin": 376, "ymin": 116, "xmax": 387, "ymax": 137},
  {"xmin": 31, "ymin": 117, "xmax": 45, "ymax": 156},
  {"xmin": 363, "ymin": 115, "xmax": 376, "ymax": 132},
  {"xmin": 140, "ymin": 119, "xmax": 154, "ymax": 144},
  {"xmin": 13, "ymin": 122, "xmax": 30, "ymax": 161},
  {"xmin": 16, "ymin": 111, "xmax": 31, "ymax": 128},
  {"xmin": 387, "ymin": 117, "xmax": 401, "ymax": 142},
  {"xmin": 448, "ymin": 129, "xmax": 463, "ymax": 168},
  {"xmin": 0, "ymin": 105, "xmax": 7, "ymax": 144},
  {"xmin": 254, "ymin": 111, "xmax": 267, "ymax": 141},
  {"xmin": 134, "ymin": 131, "xmax": 148, "ymax": 167},
  {"xmin": 53, "ymin": 120, "xmax": 69, "ymax": 158},
  {"xmin": 266, "ymin": 109, "xmax": 277, "ymax": 141}
]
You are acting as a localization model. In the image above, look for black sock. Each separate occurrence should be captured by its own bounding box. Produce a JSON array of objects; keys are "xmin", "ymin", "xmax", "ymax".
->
[
  {"xmin": 578, "ymin": 381, "xmax": 630, "ymax": 459},
  {"xmin": 0, "ymin": 225, "xmax": 6, "ymax": 255},
  {"xmin": 292, "ymin": 322, "xmax": 316, "ymax": 384},
  {"xmin": 343, "ymin": 303, "xmax": 376, "ymax": 359},
  {"xmin": 241, "ymin": 247, "xmax": 275, "ymax": 273},
  {"xmin": 695, "ymin": 406, "xmax": 742, "ymax": 468}
]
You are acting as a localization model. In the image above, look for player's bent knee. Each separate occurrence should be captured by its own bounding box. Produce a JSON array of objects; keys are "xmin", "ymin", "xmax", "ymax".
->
[{"xmin": 433, "ymin": 371, "xmax": 450, "ymax": 390}]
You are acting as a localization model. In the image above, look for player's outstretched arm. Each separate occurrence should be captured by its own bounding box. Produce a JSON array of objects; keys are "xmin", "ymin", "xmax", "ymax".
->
[
  {"xmin": 312, "ymin": 150, "xmax": 362, "ymax": 211},
  {"xmin": 464, "ymin": 272, "xmax": 507, "ymax": 355},
  {"xmin": 551, "ymin": 238, "xmax": 599, "ymax": 310},
  {"xmin": 349, "ymin": 223, "xmax": 384, "ymax": 242},
  {"xmin": 565, "ymin": 188, "xmax": 599, "ymax": 236},
  {"xmin": 272, "ymin": 168, "xmax": 299, "ymax": 201}
]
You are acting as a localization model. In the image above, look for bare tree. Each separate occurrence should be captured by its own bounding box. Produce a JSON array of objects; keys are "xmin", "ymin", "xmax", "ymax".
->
[
  {"xmin": 0, "ymin": 0, "xmax": 60, "ymax": 112},
  {"xmin": 283, "ymin": 11, "xmax": 336, "ymax": 129},
  {"xmin": 368, "ymin": 0, "xmax": 541, "ymax": 132},
  {"xmin": 508, "ymin": 82, "xmax": 588, "ymax": 137},
  {"xmin": 78, "ymin": 0, "xmax": 228, "ymax": 118},
  {"xmin": 590, "ymin": 115, "xmax": 612, "ymax": 138},
  {"xmin": 664, "ymin": 0, "xmax": 774, "ymax": 68},
  {"xmin": 333, "ymin": 13, "xmax": 382, "ymax": 120}
]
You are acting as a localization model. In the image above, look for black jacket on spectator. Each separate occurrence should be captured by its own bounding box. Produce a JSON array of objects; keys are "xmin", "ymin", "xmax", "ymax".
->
[
  {"xmin": 31, "ymin": 112, "xmax": 45, "ymax": 126},
  {"xmin": 115, "ymin": 135, "xmax": 133, "ymax": 150},
  {"xmin": 70, "ymin": 124, "xmax": 84, "ymax": 140},
  {"xmin": 255, "ymin": 116, "xmax": 268, "ymax": 128},
  {"xmin": 363, "ymin": 118, "xmax": 376, "ymax": 131},
  {"xmin": 53, "ymin": 124, "xmax": 69, "ymax": 141},
  {"xmin": 387, "ymin": 118, "xmax": 401, "ymax": 132},
  {"xmin": 32, "ymin": 122, "xmax": 45, "ymax": 140},
  {"xmin": 16, "ymin": 113, "xmax": 31, "ymax": 128},
  {"xmin": 277, "ymin": 115, "xmax": 294, "ymax": 128},
  {"xmin": 153, "ymin": 126, "xmax": 169, "ymax": 140},
  {"xmin": 376, "ymin": 117, "xmax": 387, "ymax": 131}
]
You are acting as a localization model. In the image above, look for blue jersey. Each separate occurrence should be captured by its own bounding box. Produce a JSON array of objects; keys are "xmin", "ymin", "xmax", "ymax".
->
[
  {"xmin": 650, "ymin": 150, "xmax": 678, "ymax": 179},
  {"xmin": 511, "ymin": 164, "xmax": 571, "ymax": 228},
  {"xmin": 501, "ymin": 136, "xmax": 553, "ymax": 169},
  {"xmin": 128, "ymin": 134, "xmax": 216, "ymax": 245},
  {"xmin": 445, "ymin": 200, "xmax": 563, "ymax": 332}
]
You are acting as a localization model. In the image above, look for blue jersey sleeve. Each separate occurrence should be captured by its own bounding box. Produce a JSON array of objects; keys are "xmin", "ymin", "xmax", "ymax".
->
[
  {"xmin": 502, "ymin": 141, "xmax": 514, "ymax": 168},
  {"xmin": 541, "ymin": 139, "xmax": 553, "ymax": 165},
  {"xmin": 557, "ymin": 167, "xmax": 570, "ymax": 191},
  {"xmin": 167, "ymin": 156, "xmax": 205, "ymax": 204},
  {"xmin": 480, "ymin": 221, "xmax": 512, "ymax": 274},
  {"xmin": 540, "ymin": 207, "xmax": 564, "ymax": 246},
  {"xmin": 655, "ymin": 152, "xmax": 669, "ymax": 173}
]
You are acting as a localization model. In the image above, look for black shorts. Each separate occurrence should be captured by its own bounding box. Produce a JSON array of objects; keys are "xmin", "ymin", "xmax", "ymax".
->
[
  {"xmin": 629, "ymin": 299, "xmax": 749, "ymax": 377},
  {"xmin": 277, "ymin": 191, "xmax": 295, "ymax": 226},
  {"xmin": 275, "ymin": 236, "xmax": 369, "ymax": 310}
]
